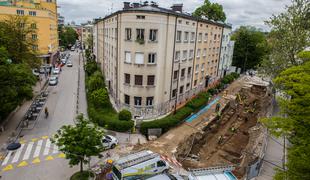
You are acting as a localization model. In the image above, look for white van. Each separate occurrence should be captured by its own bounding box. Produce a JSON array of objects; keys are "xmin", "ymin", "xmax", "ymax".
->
[{"xmin": 112, "ymin": 150, "xmax": 170, "ymax": 180}]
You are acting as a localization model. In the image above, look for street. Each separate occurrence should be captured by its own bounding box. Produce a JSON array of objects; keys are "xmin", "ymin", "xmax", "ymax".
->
[{"xmin": 0, "ymin": 50, "xmax": 81, "ymax": 180}]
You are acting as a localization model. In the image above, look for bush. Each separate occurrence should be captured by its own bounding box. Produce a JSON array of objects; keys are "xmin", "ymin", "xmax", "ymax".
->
[
  {"xmin": 89, "ymin": 88, "xmax": 109, "ymax": 108},
  {"xmin": 85, "ymin": 61, "xmax": 98, "ymax": 76},
  {"xmin": 87, "ymin": 71, "xmax": 105, "ymax": 92},
  {"xmin": 70, "ymin": 171, "xmax": 94, "ymax": 180},
  {"xmin": 119, "ymin": 109, "xmax": 132, "ymax": 121},
  {"xmin": 208, "ymin": 88, "xmax": 216, "ymax": 95}
]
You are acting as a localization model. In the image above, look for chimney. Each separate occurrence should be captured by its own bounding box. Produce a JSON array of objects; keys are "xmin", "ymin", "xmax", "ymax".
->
[
  {"xmin": 171, "ymin": 4, "xmax": 183, "ymax": 12},
  {"xmin": 143, "ymin": 1, "xmax": 149, "ymax": 6},
  {"xmin": 132, "ymin": 3, "xmax": 140, "ymax": 8},
  {"xmin": 123, "ymin": 2, "xmax": 130, "ymax": 10},
  {"xmin": 150, "ymin": 1, "xmax": 158, "ymax": 7}
]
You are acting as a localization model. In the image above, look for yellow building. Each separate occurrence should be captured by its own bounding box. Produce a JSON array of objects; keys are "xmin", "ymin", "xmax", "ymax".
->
[{"xmin": 0, "ymin": 0, "xmax": 59, "ymax": 64}]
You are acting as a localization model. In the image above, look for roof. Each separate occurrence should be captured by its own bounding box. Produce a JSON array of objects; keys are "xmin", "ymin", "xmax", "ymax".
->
[
  {"xmin": 98, "ymin": 5, "xmax": 232, "ymax": 28},
  {"xmin": 189, "ymin": 166, "xmax": 237, "ymax": 180},
  {"xmin": 116, "ymin": 150, "xmax": 160, "ymax": 170}
]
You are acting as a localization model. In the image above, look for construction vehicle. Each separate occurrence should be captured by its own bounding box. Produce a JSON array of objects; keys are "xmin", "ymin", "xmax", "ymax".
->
[{"xmin": 112, "ymin": 150, "xmax": 170, "ymax": 180}]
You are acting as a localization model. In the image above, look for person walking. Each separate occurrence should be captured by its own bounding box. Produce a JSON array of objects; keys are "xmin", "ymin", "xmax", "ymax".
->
[{"xmin": 44, "ymin": 107, "xmax": 49, "ymax": 118}]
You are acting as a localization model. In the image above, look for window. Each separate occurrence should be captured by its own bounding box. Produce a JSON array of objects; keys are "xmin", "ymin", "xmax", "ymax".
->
[
  {"xmin": 203, "ymin": 48, "xmax": 207, "ymax": 57},
  {"xmin": 201, "ymin": 63, "xmax": 205, "ymax": 71},
  {"xmin": 147, "ymin": 75, "xmax": 155, "ymax": 85},
  {"xmin": 190, "ymin": 32, "xmax": 195, "ymax": 42},
  {"xmin": 29, "ymin": 11, "xmax": 36, "ymax": 16},
  {"xmin": 125, "ymin": 28, "xmax": 131, "ymax": 40},
  {"xmin": 181, "ymin": 68, "xmax": 185, "ymax": 78},
  {"xmin": 125, "ymin": 51, "xmax": 131, "ymax": 63},
  {"xmin": 186, "ymin": 21, "xmax": 189, "ymax": 25},
  {"xmin": 135, "ymin": 52, "xmax": 144, "ymax": 64},
  {"xmin": 135, "ymin": 75, "xmax": 143, "ymax": 85},
  {"xmin": 195, "ymin": 64, "xmax": 199, "ymax": 73},
  {"xmin": 136, "ymin": 29, "xmax": 144, "ymax": 40},
  {"xmin": 214, "ymin": 34, "xmax": 217, "ymax": 40},
  {"xmin": 189, "ymin": 50, "xmax": 194, "ymax": 59},
  {"xmin": 176, "ymin": 31, "xmax": 182, "ymax": 42},
  {"xmin": 198, "ymin": 33, "xmax": 202, "ymax": 42},
  {"xmin": 31, "ymin": 23, "xmax": 36, "ymax": 29},
  {"xmin": 146, "ymin": 97, "xmax": 154, "ymax": 106},
  {"xmin": 149, "ymin": 29, "xmax": 157, "ymax": 41},
  {"xmin": 188, "ymin": 67, "xmax": 192, "ymax": 75},
  {"xmin": 178, "ymin": 20, "xmax": 182, "ymax": 24},
  {"xmin": 17, "ymin": 10, "xmax": 24, "ymax": 15},
  {"xmin": 136, "ymin": 15, "xmax": 145, "ymax": 19},
  {"xmin": 173, "ymin": 70, "xmax": 178, "ymax": 80},
  {"xmin": 204, "ymin": 33, "xmax": 208, "ymax": 42},
  {"xmin": 124, "ymin": 94, "xmax": 130, "ymax": 105},
  {"xmin": 32, "ymin": 34, "xmax": 37, "ymax": 40},
  {"xmin": 175, "ymin": 51, "xmax": 180, "ymax": 61},
  {"xmin": 186, "ymin": 83, "xmax": 190, "ymax": 90},
  {"xmin": 184, "ymin": 32, "xmax": 189, "ymax": 42},
  {"xmin": 148, "ymin": 53, "xmax": 156, "ymax": 64},
  {"xmin": 124, "ymin": 73, "xmax": 130, "ymax": 84},
  {"xmin": 182, "ymin": 50, "xmax": 187, "ymax": 60},
  {"xmin": 172, "ymin": 89, "xmax": 177, "ymax": 98},
  {"xmin": 194, "ymin": 80, "xmax": 197, "ymax": 86},
  {"xmin": 180, "ymin": 86, "xmax": 184, "ymax": 94},
  {"xmin": 134, "ymin": 97, "xmax": 142, "ymax": 106},
  {"xmin": 197, "ymin": 49, "xmax": 201, "ymax": 58},
  {"xmin": 32, "ymin": 45, "xmax": 38, "ymax": 50}
]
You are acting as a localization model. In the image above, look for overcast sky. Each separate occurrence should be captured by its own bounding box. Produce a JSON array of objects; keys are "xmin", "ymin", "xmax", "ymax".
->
[{"xmin": 57, "ymin": 0, "xmax": 291, "ymax": 30}]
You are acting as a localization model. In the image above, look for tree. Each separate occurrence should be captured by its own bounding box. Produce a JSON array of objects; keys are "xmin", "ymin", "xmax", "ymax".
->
[
  {"xmin": 87, "ymin": 71, "xmax": 105, "ymax": 92},
  {"xmin": 259, "ymin": 0, "xmax": 310, "ymax": 77},
  {"xmin": 231, "ymin": 26, "xmax": 269, "ymax": 73},
  {"xmin": 89, "ymin": 88, "xmax": 109, "ymax": 108},
  {"xmin": 86, "ymin": 35, "xmax": 93, "ymax": 51},
  {"xmin": 193, "ymin": 0, "xmax": 226, "ymax": 22},
  {"xmin": 51, "ymin": 114, "xmax": 104, "ymax": 173},
  {"xmin": 119, "ymin": 110, "xmax": 132, "ymax": 121},
  {"xmin": 59, "ymin": 26, "xmax": 78, "ymax": 48},
  {"xmin": 0, "ymin": 15, "xmax": 40, "ymax": 67},
  {"xmin": 261, "ymin": 61, "xmax": 310, "ymax": 179},
  {"xmin": 85, "ymin": 60, "xmax": 98, "ymax": 76}
]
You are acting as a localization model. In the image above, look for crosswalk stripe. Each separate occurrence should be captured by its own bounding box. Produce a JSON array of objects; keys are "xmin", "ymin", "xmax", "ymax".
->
[
  {"xmin": 33, "ymin": 140, "xmax": 43, "ymax": 158},
  {"xmin": 2, "ymin": 151, "xmax": 13, "ymax": 166},
  {"xmin": 11, "ymin": 144, "xmax": 25, "ymax": 163},
  {"xmin": 22, "ymin": 142, "xmax": 34, "ymax": 160},
  {"xmin": 52, "ymin": 144, "xmax": 59, "ymax": 154},
  {"xmin": 43, "ymin": 139, "xmax": 51, "ymax": 156}
]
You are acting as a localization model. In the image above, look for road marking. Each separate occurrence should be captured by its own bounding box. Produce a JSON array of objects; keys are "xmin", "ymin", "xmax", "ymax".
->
[
  {"xmin": 58, "ymin": 153, "xmax": 65, "ymax": 158},
  {"xmin": 2, "ymin": 164, "xmax": 13, "ymax": 171},
  {"xmin": 17, "ymin": 161, "xmax": 28, "ymax": 167},
  {"xmin": 2, "ymin": 151, "xmax": 13, "ymax": 166},
  {"xmin": 11, "ymin": 144, "xmax": 25, "ymax": 163},
  {"xmin": 32, "ymin": 158, "xmax": 40, "ymax": 164},
  {"xmin": 42, "ymin": 136, "xmax": 49, "ymax": 139},
  {"xmin": 52, "ymin": 144, "xmax": 59, "ymax": 154},
  {"xmin": 31, "ymin": 138, "xmax": 38, "ymax": 142},
  {"xmin": 20, "ymin": 140, "xmax": 26, "ymax": 144},
  {"xmin": 33, "ymin": 140, "xmax": 43, "ymax": 158},
  {"xmin": 43, "ymin": 139, "xmax": 51, "ymax": 156},
  {"xmin": 22, "ymin": 142, "xmax": 34, "ymax": 160},
  {"xmin": 45, "ymin": 156, "xmax": 54, "ymax": 161}
]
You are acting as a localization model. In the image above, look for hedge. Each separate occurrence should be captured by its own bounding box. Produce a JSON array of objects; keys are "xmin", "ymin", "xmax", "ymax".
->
[{"xmin": 85, "ymin": 62, "xmax": 134, "ymax": 132}]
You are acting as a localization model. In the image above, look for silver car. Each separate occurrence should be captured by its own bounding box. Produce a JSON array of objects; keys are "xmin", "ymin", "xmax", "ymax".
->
[{"xmin": 49, "ymin": 76, "xmax": 58, "ymax": 86}]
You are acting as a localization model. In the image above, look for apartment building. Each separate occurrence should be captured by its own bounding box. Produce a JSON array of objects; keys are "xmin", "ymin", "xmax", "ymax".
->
[
  {"xmin": 81, "ymin": 22, "xmax": 93, "ymax": 50},
  {"xmin": 0, "ymin": 0, "xmax": 59, "ymax": 64},
  {"xmin": 57, "ymin": 13, "xmax": 64, "ymax": 26},
  {"xmin": 218, "ymin": 26, "xmax": 235, "ymax": 78},
  {"xmin": 94, "ymin": 2, "xmax": 233, "ymax": 119}
]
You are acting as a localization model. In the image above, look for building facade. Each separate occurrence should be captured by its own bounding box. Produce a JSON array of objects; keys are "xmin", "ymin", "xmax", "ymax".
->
[
  {"xmin": 0, "ymin": 0, "xmax": 59, "ymax": 64},
  {"xmin": 218, "ymin": 26, "xmax": 235, "ymax": 78},
  {"xmin": 57, "ymin": 13, "xmax": 64, "ymax": 26},
  {"xmin": 81, "ymin": 22, "xmax": 93, "ymax": 50},
  {"xmin": 94, "ymin": 2, "xmax": 233, "ymax": 119}
]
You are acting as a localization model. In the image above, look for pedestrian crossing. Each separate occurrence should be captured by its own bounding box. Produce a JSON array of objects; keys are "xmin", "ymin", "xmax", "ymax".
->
[{"xmin": 1, "ymin": 137, "xmax": 62, "ymax": 169}]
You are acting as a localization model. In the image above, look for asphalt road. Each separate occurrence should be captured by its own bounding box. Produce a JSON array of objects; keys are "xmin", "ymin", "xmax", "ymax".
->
[{"xmin": 1, "ymin": 50, "xmax": 81, "ymax": 180}]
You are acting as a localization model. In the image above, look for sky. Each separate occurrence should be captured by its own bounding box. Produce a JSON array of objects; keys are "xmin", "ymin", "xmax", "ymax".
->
[{"xmin": 57, "ymin": 0, "xmax": 291, "ymax": 30}]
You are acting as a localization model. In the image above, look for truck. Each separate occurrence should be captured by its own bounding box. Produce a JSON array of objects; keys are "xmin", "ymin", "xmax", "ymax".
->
[{"xmin": 112, "ymin": 150, "xmax": 170, "ymax": 180}]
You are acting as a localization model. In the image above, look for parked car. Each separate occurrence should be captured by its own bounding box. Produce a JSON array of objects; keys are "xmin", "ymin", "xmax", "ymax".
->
[
  {"xmin": 66, "ymin": 61, "xmax": 73, "ymax": 67},
  {"xmin": 102, "ymin": 135, "xmax": 118, "ymax": 149},
  {"xmin": 49, "ymin": 76, "xmax": 58, "ymax": 86},
  {"xmin": 53, "ymin": 68, "xmax": 60, "ymax": 74},
  {"xmin": 71, "ymin": 46, "xmax": 75, "ymax": 51}
]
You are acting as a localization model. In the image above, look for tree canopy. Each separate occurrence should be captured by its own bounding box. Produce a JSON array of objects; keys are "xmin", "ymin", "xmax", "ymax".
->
[
  {"xmin": 193, "ymin": 0, "xmax": 226, "ymax": 22},
  {"xmin": 231, "ymin": 26, "xmax": 269, "ymax": 73},
  {"xmin": 59, "ymin": 26, "xmax": 78, "ymax": 48},
  {"xmin": 259, "ymin": 0, "xmax": 310, "ymax": 77},
  {"xmin": 51, "ymin": 114, "xmax": 104, "ymax": 173}
]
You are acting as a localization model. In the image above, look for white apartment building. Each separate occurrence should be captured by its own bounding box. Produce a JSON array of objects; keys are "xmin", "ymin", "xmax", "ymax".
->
[
  {"xmin": 218, "ymin": 26, "xmax": 235, "ymax": 78},
  {"xmin": 94, "ymin": 2, "xmax": 233, "ymax": 119},
  {"xmin": 81, "ymin": 23, "xmax": 93, "ymax": 50}
]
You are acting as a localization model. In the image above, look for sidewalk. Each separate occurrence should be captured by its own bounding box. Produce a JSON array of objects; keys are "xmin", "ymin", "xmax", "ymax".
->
[{"xmin": 0, "ymin": 76, "xmax": 48, "ymax": 156}]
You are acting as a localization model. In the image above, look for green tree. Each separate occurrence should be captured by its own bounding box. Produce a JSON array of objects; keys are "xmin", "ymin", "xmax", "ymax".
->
[
  {"xmin": 0, "ymin": 15, "xmax": 40, "ymax": 67},
  {"xmin": 261, "ymin": 61, "xmax": 310, "ymax": 180},
  {"xmin": 119, "ymin": 110, "xmax": 132, "ymax": 121},
  {"xmin": 231, "ymin": 26, "xmax": 269, "ymax": 72},
  {"xmin": 90, "ymin": 88, "xmax": 109, "ymax": 108},
  {"xmin": 193, "ymin": 0, "xmax": 226, "ymax": 22},
  {"xmin": 59, "ymin": 26, "xmax": 78, "ymax": 48},
  {"xmin": 87, "ymin": 71, "xmax": 105, "ymax": 92},
  {"xmin": 51, "ymin": 114, "xmax": 104, "ymax": 173},
  {"xmin": 85, "ymin": 60, "xmax": 98, "ymax": 76},
  {"xmin": 259, "ymin": 0, "xmax": 310, "ymax": 77}
]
